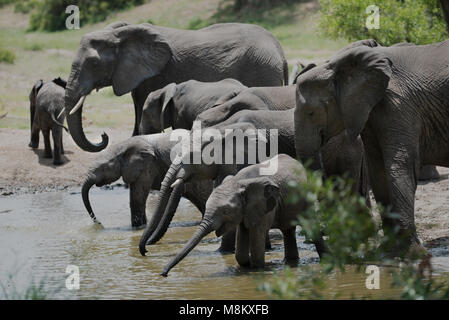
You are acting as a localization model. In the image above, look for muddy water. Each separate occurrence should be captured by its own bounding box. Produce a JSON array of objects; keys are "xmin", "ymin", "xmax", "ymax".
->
[{"xmin": 1, "ymin": 187, "xmax": 449, "ymax": 299}]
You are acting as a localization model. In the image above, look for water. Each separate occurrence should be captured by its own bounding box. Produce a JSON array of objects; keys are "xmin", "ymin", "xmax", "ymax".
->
[{"xmin": 1, "ymin": 187, "xmax": 449, "ymax": 299}]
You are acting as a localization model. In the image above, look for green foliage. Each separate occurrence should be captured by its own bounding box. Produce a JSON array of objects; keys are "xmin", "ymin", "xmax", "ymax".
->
[
  {"xmin": 319, "ymin": 0, "xmax": 449, "ymax": 46},
  {"xmin": 14, "ymin": 0, "xmax": 39, "ymax": 13},
  {"xmin": 0, "ymin": 47, "xmax": 16, "ymax": 64},
  {"xmin": 26, "ymin": 0, "xmax": 144, "ymax": 31},
  {"xmin": 0, "ymin": 273, "xmax": 62, "ymax": 300},
  {"xmin": 0, "ymin": 0, "xmax": 13, "ymax": 8}
]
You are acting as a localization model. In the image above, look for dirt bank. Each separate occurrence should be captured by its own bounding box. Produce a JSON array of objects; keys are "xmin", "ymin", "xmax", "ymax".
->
[{"xmin": 0, "ymin": 127, "xmax": 130, "ymax": 194}]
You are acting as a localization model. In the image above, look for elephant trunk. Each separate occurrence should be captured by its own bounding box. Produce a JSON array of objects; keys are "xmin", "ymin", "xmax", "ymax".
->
[
  {"xmin": 146, "ymin": 180, "xmax": 184, "ymax": 245},
  {"xmin": 139, "ymin": 162, "xmax": 182, "ymax": 256},
  {"xmin": 81, "ymin": 175, "xmax": 102, "ymax": 225},
  {"xmin": 161, "ymin": 218, "xmax": 214, "ymax": 277},
  {"xmin": 65, "ymin": 80, "xmax": 108, "ymax": 152},
  {"xmin": 294, "ymin": 115, "xmax": 323, "ymax": 171}
]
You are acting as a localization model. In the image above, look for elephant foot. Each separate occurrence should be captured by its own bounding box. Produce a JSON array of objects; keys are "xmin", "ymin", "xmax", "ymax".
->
[
  {"xmin": 53, "ymin": 159, "xmax": 64, "ymax": 166},
  {"xmin": 29, "ymin": 141, "xmax": 39, "ymax": 149},
  {"xmin": 418, "ymin": 165, "xmax": 440, "ymax": 181},
  {"xmin": 217, "ymin": 244, "xmax": 235, "ymax": 254}
]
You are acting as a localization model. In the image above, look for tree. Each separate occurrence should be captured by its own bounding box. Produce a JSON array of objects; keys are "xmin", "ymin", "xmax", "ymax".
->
[{"xmin": 319, "ymin": 0, "xmax": 449, "ymax": 46}]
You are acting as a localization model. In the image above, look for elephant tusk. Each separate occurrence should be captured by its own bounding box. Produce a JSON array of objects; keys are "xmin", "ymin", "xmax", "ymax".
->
[
  {"xmin": 69, "ymin": 95, "xmax": 86, "ymax": 115},
  {"xmin": 56, "ymin": 108, "xmax": 65, "ymax": 119},
  {"xmin": 171, "ymin": 178, "xmax": 183, "ymax": 189}
]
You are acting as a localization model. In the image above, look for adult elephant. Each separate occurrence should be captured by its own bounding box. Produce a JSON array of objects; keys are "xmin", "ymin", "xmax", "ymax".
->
[
  {"xmin": 64, "ymin": 22, "xmax": 288, "ymax": 152},
  {"xmin": 139, "ymin": 79, "xmax": 247, "ymax": 134},
  {"xmin": 293, "ymin": 39, "xmax": 449, "ymax": 255}
]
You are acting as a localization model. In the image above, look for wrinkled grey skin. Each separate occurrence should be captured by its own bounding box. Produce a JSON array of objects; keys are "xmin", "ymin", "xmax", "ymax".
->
[
  {"xmin": 161, "ymin": 154, "xmax": 327, "ymax": 276},
  {"xmin": 82, "ymin": 131, "xmax": 213, "ymax": 228},
  {"xmin": 139, "ymin": 79, "xmax": 247, "ymax": 134},
  {"xmin": 139, "ymin": 106, "xmax": 368, "ymax": 256},
  {"xmin": 196, "ymin": 85, "xmax": 297, "ymax": 128},
  {"xmin": 29, "ymin": 77, "xmax": 68, "ymax": 165},
  {"xmin": 294, "ymin": 39, "xmax": 449, "ymax": 254},
  {"xmin": 138, "ymin": 122, "xmax": 276, "ymax": 256},
  {"xmin": 216, "ymin": 107, "xmax": 368, "ymax": 198},
  {"xmin": 65, "ymin": 22, "xmax": 288, "ymax": 152}
]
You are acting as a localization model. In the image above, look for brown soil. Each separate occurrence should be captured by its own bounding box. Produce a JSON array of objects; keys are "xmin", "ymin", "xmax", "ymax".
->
[
  {"xmin": 1, "ymin": 127, "xmax": 448, "ymax": 247},
  {"xmin": 0, "ymin": 127, "xmax": 130, "ymax": 194}
]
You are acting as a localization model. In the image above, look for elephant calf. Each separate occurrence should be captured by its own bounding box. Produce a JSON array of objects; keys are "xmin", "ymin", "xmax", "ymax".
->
[
  {"xmin": 82, "ymin": 131, "xmax": 213, "ymax": 228},
  {"xmin": 161, "ymin": 154, "xmax": 326, "ymax": 276},
  {"xmin": 28, "ymin": 77, "xmax": 67, "ymax": 165}
]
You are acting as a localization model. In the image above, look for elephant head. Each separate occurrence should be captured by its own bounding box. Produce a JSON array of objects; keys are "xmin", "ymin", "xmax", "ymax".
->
[
  {"xmin": 65, "ymin": 22, "xmax": 172, "ymax": 152},
  {"xmin": 82, "ymin": 137, "xmax": 155, "ymax": 226},
  {"xmin": 138, "ymin": 122, "xmax": 258, "ymax": 255},
  {"xmin": 294, "ymin": 45, "xmax": 391, "ymax": 164},
  {"xmin": 139, "ymin": 83, "xmax": 177, "ymax": 134},
  {"xmin": 160, "ymin": 175, "xmax": 280, "ymax": 276}
]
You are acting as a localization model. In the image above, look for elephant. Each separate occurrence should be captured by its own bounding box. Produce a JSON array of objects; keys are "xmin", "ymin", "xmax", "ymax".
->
[
  {"xmin": 195, "ymin": 85, "xmax": 297, "ymax": 128},
  {"xmin": 204, "ymin": 107, "xmax": 369, "ymax": 198},
  {"xmin": 64, "ymin": 22, "xmax": 288, "ymax": 152},
  {"xmin": 28, "ymin": 77, "xmax": 68, "ymax": 165},
  {"xmin": 138, "ymin": 122, "xmax": 276, "ymax": 255},
  {"xmin": 81, "ymin": 130, "xmax": 213, "ymax": 228},
  {"xmin": 293, "ymin": 38, "xmax": 449, "ymax": 255},
  {"xmin": 160, "ymin": 154, "xmax": 327, "ymax": 276},
  {"xmin": 138, "ymin": 106, "xmax": 368, "ymax": 255},
  {"xmin": 139, "ymin": 78, "xmax": 247, "ymax": 134}
]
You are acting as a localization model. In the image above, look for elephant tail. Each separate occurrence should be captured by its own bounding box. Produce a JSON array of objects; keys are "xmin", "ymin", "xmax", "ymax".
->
[
  {"xmin": 51, "ymin": 112, "xmax": 69, "ymax": 132},
  {"xmin": 283, "ymin": 60, "xmax": 289, "ymax": 86}
]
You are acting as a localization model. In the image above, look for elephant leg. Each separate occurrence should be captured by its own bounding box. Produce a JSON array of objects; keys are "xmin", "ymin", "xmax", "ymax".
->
[
  {"xmin": 312, "ymin": 234, "xmax": 328, "ymax": 259},
  {"xmin": 52, "ymin": 127, "xmax": 63, "ymax": 165},
  {"xmin": 249, "ymin": 228, "xmax": 266, "ymax": 269},
  {"xmin": 418, "ymin": 165, "xmax": 440, "ymax": 181},
  {"xmin": 42, "ymin": 128, "xmax": 52, "ymax": 158},
  {"xmin": 129, "ymin": 179, "xmax": 151, "ymax": 228},
  {"xmin": 235, "ymin": 224, "xmax": 250, "ymax": 267},
  {"xmin": 383, "ymin": 146, "xmax": 421, "ymax": 254},
  {"xmin": 265, "ymin": 231, "xmax": 272, "ymax": 250},
  {"xmin": 60, "ymin": 134, "xmax": 64, "ymax": 155},
  {"xmin": 29, "ymin": 122, "xmax": 40, "ymax": 149},
  {"xmin": 281, "ymin": 227, "xmax": 299, "ymax": 262},
  {"xmin": 218, "ymin": 229, "xmax": 236, "ymax": 254}
]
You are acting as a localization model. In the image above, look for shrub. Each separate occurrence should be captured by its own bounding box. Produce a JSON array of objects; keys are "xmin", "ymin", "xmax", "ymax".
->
[
  {"xmin": 0, "ymin": 47, "xmax": 16, "ymax": 64},
  {"xmin": 27, "ymin": 0, "xmax": 145, "ymax": 32},
  {"xmin": 260, "ymin": 165, "xmax": 449, "ymax": 300},
  {"xmin": 319, "ymin": 0, "xmax": 449, "ymax": 46}
]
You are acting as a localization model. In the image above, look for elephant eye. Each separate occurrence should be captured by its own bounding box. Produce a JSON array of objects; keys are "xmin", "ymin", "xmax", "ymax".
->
[{"xmin": 308, "ymin": 111, "xmax": 314, "ymax": 117}]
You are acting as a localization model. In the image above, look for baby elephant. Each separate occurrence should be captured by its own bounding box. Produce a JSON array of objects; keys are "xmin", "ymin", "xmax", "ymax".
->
[
  {"xmin": 29, "ymin": 78, "xmax": 67, "ymax": 165},
  {"xmin": 82, "ymin": 131, "xmax": 212, "ymax": 228},
  {"xmin": 161, "ymin": 154, "xmax": 326, "ymax": 276}
]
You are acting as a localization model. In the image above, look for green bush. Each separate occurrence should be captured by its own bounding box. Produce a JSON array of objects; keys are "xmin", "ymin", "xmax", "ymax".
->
[
  {"xmin": 27, "ymin": 0, "xmax": 145, "ymax": 32},
  {"xmin": 319, "ymin": 0, "xmax": 449, "ymax": 46},
  {"xmin": 0, "ymin": 0, "xmax": 14, "ymax": 8},
  {"xmin": 0, "ymin": 48, "xmax": 16, "ymax": 64}
]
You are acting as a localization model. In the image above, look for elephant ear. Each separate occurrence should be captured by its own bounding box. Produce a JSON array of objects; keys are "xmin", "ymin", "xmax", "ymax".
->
[
  {"xmin": 160, "ymin": 83, "xmax": 177, "ymax": 132},
  {"xmin": 240, "ymin": 177, "xmax": 280, "ymax": 229},
  {"xmin": 122, "ymin": 146, "xmax": 155, "ymax": 183},
  {"xmin": 331, "ymin": 46, "xmax": 392, "ymax": 141},
  {"xmin": 112, "ymin": 24, "xmax": 172, "ymax": 96}
]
